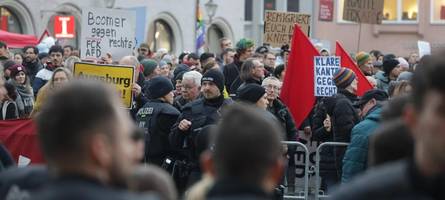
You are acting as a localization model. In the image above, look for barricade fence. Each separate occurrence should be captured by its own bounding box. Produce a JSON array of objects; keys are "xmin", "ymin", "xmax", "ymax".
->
[{"xmin": 282, "ymin": 139, "xmax": 349, "ymax": 200}]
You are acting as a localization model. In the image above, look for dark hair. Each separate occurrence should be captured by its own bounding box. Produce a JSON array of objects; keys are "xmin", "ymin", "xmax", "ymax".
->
[
  {"xmin": 48, "ymin": 45, "xmax": 64, "ymax": 55},
  {"xmin": 63, "ymin": 45, "xmax": 74, "ymax": 51},
  {"xmin": 239, "ymin": 58, "xmax": 259, "ymax": 81},
  {"xmin": 36, "ymin": 81, "xmax": 119, "ymax": 161},
  {"xmin": 211, "ymin": 104, "xmax": 283, "ymax": 185},
  {"xmin": 273, "ymin": 64, "xmax": 285, "ymax": 79},
  {"xmin": 369, "ymin": 50, "xmax": 382, "ymax": 58},
  {"xmin": 4, "ymin": 82, "xmax": 17, "ymax": 100},
  {"xmin": 202, "ymin": 60, "xmax": 218, "ymax": 74},
  {"xmin": 199, "ymin": 52, "xmax": 215, "ymax": 64},
  {"xmin": 222, "ymin": 48, "xmax": 235, "ymax": 56},
  {"xmin": 23, "ymin": 46, "xmax": 39, "ymax": 55},
  {"xmin": 188, "ymin": 53, "xmax": 199, "ymax": 61},
  {"xmin": 178, "ymin": 52, "xmax": 189, "ymax": 64},
  {"xmin": 0, "ymin": 41, "xmax": 7, "ymax": 49},
  {"xmin": 368, "ymin": 119, "xmax": 414, "ymax": 167},
  {"xmin": 411, "ymin": 54, "xmax": 445, "ymax": 111},
  {"xmin": 383, "ymin": 54, "xmax": 396, "ymax": 62},
  {"xmin": 280, "ymin": 44, "xmax": 290, "ymax": 57}
]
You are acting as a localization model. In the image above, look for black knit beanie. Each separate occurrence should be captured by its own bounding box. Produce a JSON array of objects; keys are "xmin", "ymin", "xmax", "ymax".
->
[
  {"xmin": 146, "ymin": 76, "xmax": 174, "ymax": 99},
  {"xmin": 237, "ymin": 84, "xmax": 266, "ymax": 104},
  {"xmin": 202, "ymin": 69, "xmax": 225, "ymax": 92},
  {"xmin": 383, "ymin": 59, "xmax": 400, "ymax": 76}
]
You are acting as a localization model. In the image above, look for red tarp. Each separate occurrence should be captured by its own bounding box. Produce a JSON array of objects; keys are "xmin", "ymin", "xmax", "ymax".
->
[
  {"xmin": 0, "ymin": 30, "xmax": 39, "ymax": 48},
  {"xmin": 0, "ymin": 119, "xmax": 44, "ymax": 164}
]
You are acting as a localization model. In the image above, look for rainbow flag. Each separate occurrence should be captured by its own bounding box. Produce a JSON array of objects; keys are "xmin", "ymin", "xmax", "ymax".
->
[{"xmin": 196, "ymin": 1, "xmax": 206, "ymax": 54}]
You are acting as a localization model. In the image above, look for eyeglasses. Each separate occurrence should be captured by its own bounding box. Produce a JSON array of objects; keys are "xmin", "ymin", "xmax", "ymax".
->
[{"xmin": 263, "ymin": 84, "xmax": 281, "ymax": 91}]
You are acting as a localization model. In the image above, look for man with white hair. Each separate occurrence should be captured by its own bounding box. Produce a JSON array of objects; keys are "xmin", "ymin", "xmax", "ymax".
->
[{"xmin": 173, "ymin": 71, "xmax": 202, "ymax": 111}]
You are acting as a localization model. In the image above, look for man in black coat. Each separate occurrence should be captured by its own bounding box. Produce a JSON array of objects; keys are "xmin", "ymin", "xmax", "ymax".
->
[
  {"xmin": 31, "ymin": 81, "xmax": 157, "ymax": 200},
  {"xmin": 170, "ymin": 69, "xmax": 233, "ymax": 192},
  {"xmin": 136, "ymin": 76, "xmax": 180, "ymax": 166},
  {"xmin": 22, "ymin": 46, "xmax": 43, "ymax": 83},
  {"xmin": 223, "ymin": 38, "xmax": 255, "ymax": 94},
  {"xmin": 312, "ymin": 67, "xmax": 360, "ymax": 193}
]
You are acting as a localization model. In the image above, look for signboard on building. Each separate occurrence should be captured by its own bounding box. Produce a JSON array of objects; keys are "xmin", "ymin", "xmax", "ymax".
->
[
  {"xmin": 264, "ymin": 10, "xmax": 311, "ymax": 47},
  {"xmin": 319, "ymin": 0, "xmax": 334, "ymax": 21},
  {"xmin": 342, "ymin": 0, "xmax": 384, "ymax": 24},
  {"xmin": 80, "ymin": 7, "xmax": 136, "ymax": 61},
  {"xmin": 73, "ymin": 62, "xmax": 135, "ymax": 108},
  {"xmin": 314, "ymin": 56, "xmax": 340, "ymax": 97},
  {"xmin": 54, "ymin": 16, "xmax": 75, "ymax": 38}
]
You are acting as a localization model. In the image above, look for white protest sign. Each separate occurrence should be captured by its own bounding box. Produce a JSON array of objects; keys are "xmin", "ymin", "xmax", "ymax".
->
[
  {"xmin": 314, "ymin": 56, "xmax": 340, "ymax": 97},
  {"xmin": 81, "ymin": 7, "xmax": 136, "ymax": 61},
  {"xmin": 417, "ymin": 40, "xmax": 431, "ymax": 59}
]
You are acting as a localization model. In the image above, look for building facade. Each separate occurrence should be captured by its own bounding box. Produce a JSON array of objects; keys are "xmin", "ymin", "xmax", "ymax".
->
[
  {"xmin": 313, "ymin": 0, "xmax": 445, "ymax": 57},
  {"xmin": 0, "ymin": 0, "xmax": 311, "ymax": 56}
]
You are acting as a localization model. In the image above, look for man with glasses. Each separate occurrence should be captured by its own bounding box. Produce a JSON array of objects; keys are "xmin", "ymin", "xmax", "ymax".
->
[
  {"xmin": 263, "ymin": 52, "xmax": 277, "ymax": 76},
  {"xmin": 173, "ymin": 71, "xmax": 202, "ymax": 111},
  {"xmin": 262, "ymin": 76, "xmax": 297, "ymax": 142}
]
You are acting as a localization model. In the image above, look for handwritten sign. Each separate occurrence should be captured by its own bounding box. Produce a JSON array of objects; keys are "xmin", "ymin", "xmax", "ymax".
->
[
  {"xmin": 342, "ymin": 0, "xmax": 384, "ymax": 24},
  {"xmin": 314, "ymin": 56, "xmax": 340, "ymax": 97},
  {"xmin": 80, "ymin": 7, "xmax": 136, "ymax": 61},
  {"xmin": 264, "ymin": 11, "xmax": 311, "ymax": 47},
  {"xmin": 73, "ymin": 62, "xmax": 135, "ymax": 108}
]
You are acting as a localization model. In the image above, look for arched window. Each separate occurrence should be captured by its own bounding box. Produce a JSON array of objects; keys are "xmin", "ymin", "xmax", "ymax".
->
[
  {"xmin": 0, "ymin": 6, "xmax": 23, "ymax": 33},
  {"xmin": 46, "ymin": 14, "xmax": 80, "ymax": 48},
  {"xmin": 207, "ymin": 24, "xmax": 224, "ymax": 54},
  {"xmin": 147, "ymin": 19, "xmax": 174, "ymax": 53}
]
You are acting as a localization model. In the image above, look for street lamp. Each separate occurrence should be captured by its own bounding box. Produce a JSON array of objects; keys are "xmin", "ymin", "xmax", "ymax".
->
[
  {"xmin": 205, "ymin": 0, "xmax": 218, "ymax": 24},
  {"xmin": 104, "ymin": 0, "xmax": 116, "ymax": 8}
]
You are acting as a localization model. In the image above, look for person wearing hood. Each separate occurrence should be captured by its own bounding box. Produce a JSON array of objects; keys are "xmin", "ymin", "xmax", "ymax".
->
[
  {"xmin": 223, "ymin": 38, "xmax": 255, "ymax": 94},
  {"xmin": 32, "ymin": 45, "xmax": 64, "ymax": 95},
  {"xmin": 375, "ymin": 59, "xmax": 401, "ymax": 92},
  {"xmin": 8, "ymin": 64, "xmax": 34, "ymax": 118},
  {"xmin": 342, "ymin": 89, "xmax": 389, "ymax": 183}
]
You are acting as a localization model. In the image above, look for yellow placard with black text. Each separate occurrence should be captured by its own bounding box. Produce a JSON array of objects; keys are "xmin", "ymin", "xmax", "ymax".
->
[{"xmin": 73, "ymin": 62, "xmax": 135, "ymax": 108}]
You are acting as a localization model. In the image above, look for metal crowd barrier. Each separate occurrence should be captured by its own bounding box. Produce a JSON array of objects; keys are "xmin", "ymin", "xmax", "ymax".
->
[
  {"xmin": 315, "ymin": 142, "xmax": 349, "ymax": 200},
  {"xmin": 281, "ymin": 141, "xmax": 309, "ymax": 200}
]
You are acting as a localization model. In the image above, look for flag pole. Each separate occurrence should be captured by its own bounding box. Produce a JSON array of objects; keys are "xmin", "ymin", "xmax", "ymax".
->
[{"xmin": 357, "ymin": 22, "xmax": 362, "ymax": 52}]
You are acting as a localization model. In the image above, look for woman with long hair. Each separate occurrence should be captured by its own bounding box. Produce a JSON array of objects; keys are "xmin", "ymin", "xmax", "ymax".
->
[
  {"xmin": 8, "ymin": 64, "xmax": 34, "ymax": 118},
  {"xmin": 31, "ymin": 67, "xmax": 72, "ymax": 117}
]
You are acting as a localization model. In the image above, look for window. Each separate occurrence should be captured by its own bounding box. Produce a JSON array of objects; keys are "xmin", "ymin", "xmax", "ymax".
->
[
  {"xmin": 0, "ymin": 7, "xmax": 23, "ymax": 33},
  {"xmin": 207, "ymin": 24, "xmax": 224, "ymax": 54},
  {"xmin": 287, "ymin": 0, "xmax": 300, "ymax": 12},
  {"xmin": 245, "ymin": 0, "xmax": 253, "ymax": 21},
  {"xmin": 338, "ymin": 0, "xmax": 418, "ymax": 23},
  {"xmin": 147, "ymin": 20, "xmax": 173, "ymax": 53},
  {"xmin": 431, "ymin": 0, "xmax": 445, "ymax": 23},
  {"xmin": 264, "ymin": 0, "xmax": 276, "ymax": 16}
]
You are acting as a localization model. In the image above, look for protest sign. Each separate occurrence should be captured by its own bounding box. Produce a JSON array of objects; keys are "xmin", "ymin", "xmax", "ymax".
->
[
  {"xmin": 342, "ymin": 0, "xmax": 384, "ymax": 24},
  {"xmin": 314, "ymin": 56, "xmax": 340, "ymax": 97},
  {"xmin": 418, "ymin": 40, "xmax": 431, "ymax": 58},
  {"xmin": 73, "ymin": 62, "xmax": 135, "ymax": 108},
  {"xmin": 319, "ymin": 0, "xmax": 334, "ymax": 21},
  {"xmin": 81, "ymin": 7, "xmax": 136, "ymax": 61},
  {"xmin": 264, "ymin": 10, "xmax": 310, "ymax": 47}
]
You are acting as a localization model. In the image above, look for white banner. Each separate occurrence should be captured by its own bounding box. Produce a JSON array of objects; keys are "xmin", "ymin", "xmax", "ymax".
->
[
  {"xmin": 314, "ymin": 56, "xmax": 340, "ymax": 97},
  {"xmin": 81, "ymin": 7, "xmax": 136, "ymax": 61}
]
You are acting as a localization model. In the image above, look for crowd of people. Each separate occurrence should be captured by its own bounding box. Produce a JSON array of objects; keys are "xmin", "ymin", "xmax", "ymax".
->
[{"xmin": 0, "ymin": 35, "xmax": 443, "ymax": 200}]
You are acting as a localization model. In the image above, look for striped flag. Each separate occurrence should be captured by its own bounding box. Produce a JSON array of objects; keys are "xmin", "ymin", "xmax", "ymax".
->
[{"xmin": 196, "ymin": 0, "xmax": 206, "ymax": 54}]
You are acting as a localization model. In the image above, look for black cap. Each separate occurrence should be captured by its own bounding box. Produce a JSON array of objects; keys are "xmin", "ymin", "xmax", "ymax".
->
[
  {"xmin": 383, "ymin": 59, "xmax": 400, "ymax": 76},
  {"xmin": 355, "ymin": 89, "xmax": 389, "ymax": 107},
  {"xmin": 146, "ymin": 76, "xmax": 174, "ymax": 99},
  {"xmin": 202, "ymin": 69, "xmax": 225, "ymax": 92},
  {"xmin": 237, "ymin": 84, "xmax": 266, "ymax": 104}
]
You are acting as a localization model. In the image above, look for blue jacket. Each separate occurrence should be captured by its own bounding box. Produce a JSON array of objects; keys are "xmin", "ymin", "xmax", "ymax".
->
[{"xmin": 342, "ymin": 105, "xmax": 382, "ymax": 183}]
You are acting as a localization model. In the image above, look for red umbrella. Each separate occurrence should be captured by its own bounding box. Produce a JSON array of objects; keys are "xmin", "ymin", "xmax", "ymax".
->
[{"xmin": 0, "ymin": 30, "xmax": 39, "ymax": 48}]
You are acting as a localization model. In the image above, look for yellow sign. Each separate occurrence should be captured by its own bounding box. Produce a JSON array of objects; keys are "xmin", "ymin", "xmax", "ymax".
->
[{"xmin": 73, "ymin": 62, "xmax": 135, "ymax": 108}]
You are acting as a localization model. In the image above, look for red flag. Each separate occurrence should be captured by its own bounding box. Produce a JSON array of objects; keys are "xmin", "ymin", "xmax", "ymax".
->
[
  {"xmin": 0, "ymin": 119, "xmax": 45, "ymax": 164},
  {"xmin": 335, "ymin": 41, "xmax": 373, "ymax": 96},
  {"xmin": 280, "ymin": 25, "xmax": 319, "ymax": 128}
]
